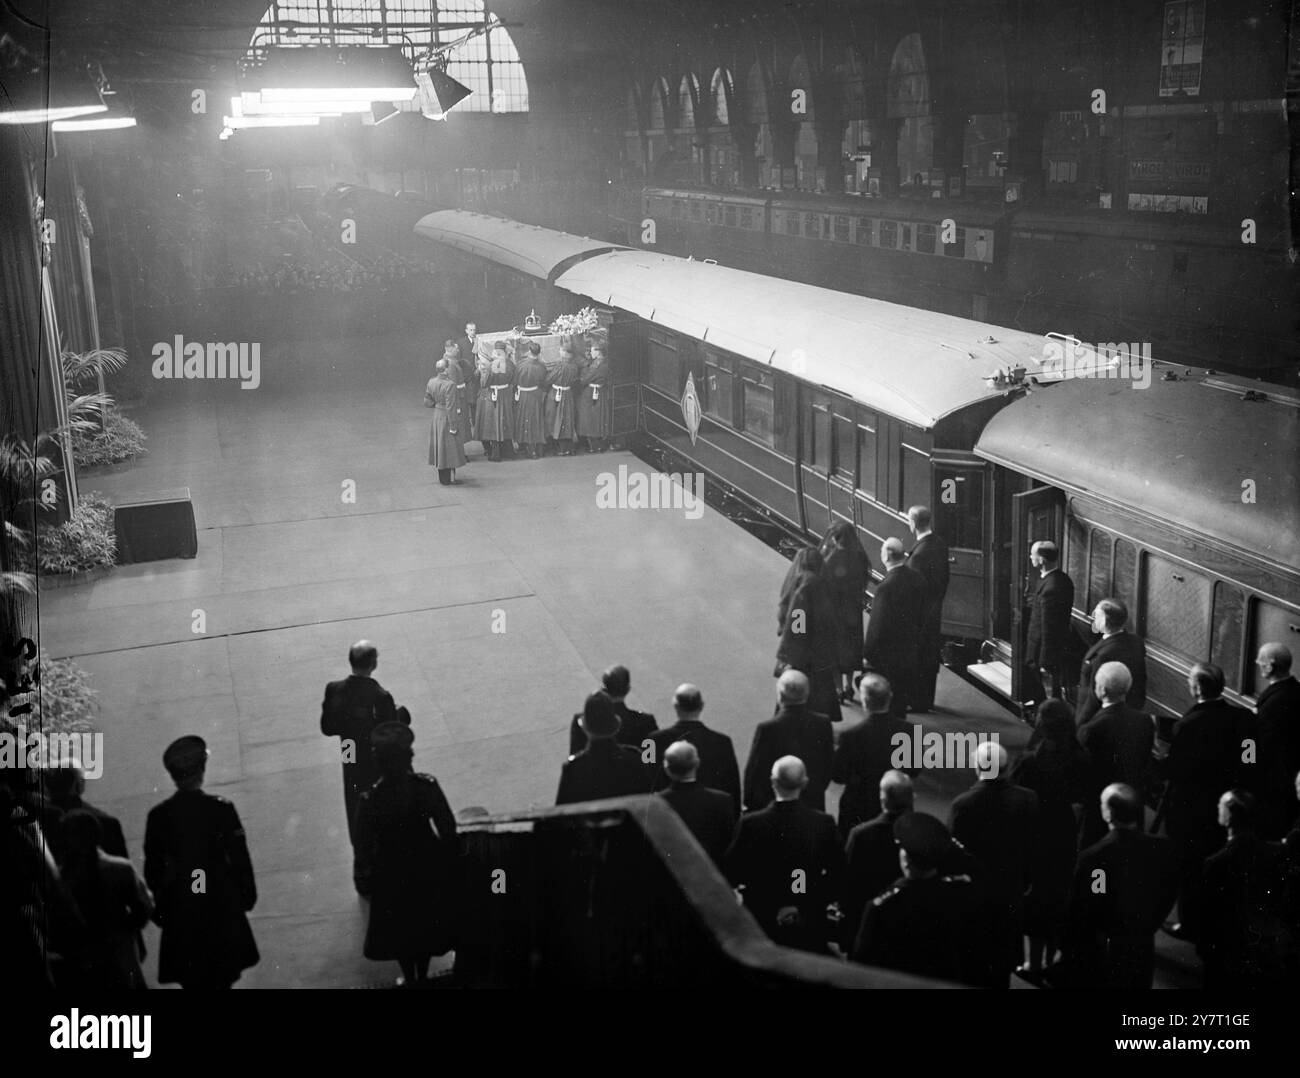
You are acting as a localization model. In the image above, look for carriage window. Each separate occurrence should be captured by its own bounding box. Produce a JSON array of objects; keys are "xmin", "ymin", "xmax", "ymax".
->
[
  {"xmin": 803, "ymin": 213, "xmax": 821, "ymax": 239},
  {"xmin": 807, "ymin": 403, "xmax": 832, "ymax": 472},
  {"xmin": 1087, "ymin": 529, "xmax": 1113, "ymax": 612},
  {"xmin": 832, "ymin": 415, "xmax": 855, "ymax": 480},
  {"xmin": 1211, "ymin": 583, "xmax": 1244, "ymax": 690},
  {"xmin": 1113, "ymin": 539, "xmax": 1138, "ymax": 616},
  {"xmin": 1246, "ymin": 597, "xmax": 1300, "ymax": 695},
  {"xmin": 1143, "ymin": 554, "xmax": 1211, "ymax": 661},
  {"xmin": 739, "ymin": 206, "xmax": 754, "ymax": 229},
  {"xmin": 785, "ymin": 212, "xmax": 801, "ymax": 236},
  {"xmin": 704, "ymin": 353, "xmax": 735, "ymax": 424},
  {"xmin": 943, "ymin": 226, "xmax": 967, "ymax": 257},
  {"xmin": 900, "ymin": 441, "xmax": 929, "ymax": 512},
  {"xmin": 880, "ymin": 220, "xmax": 898, "ymax": 249},
  {"xmin": 740, "ymin": 366, "xmax": 775, "ymax": 446},
  {"xmin": 723, "ymin": 204, "xmax": 737, "ymax": 228},
  {"xmin": 833, "ymin": 215, "xmax": 851, "ymax": 242},
  {"xmin": 1067, "ymin": 517, "xmax": 1089, "ymax": 599},
  {"xmin": 855, "ymin": 218, "xmax": 876, "ymax": 245},
  {"xmin": 899, "ymin": 223, "xmax": 914, "ymax": 251},
  {"xmin": 857, "ymin": 419, "xmax": 877, "ymax": 497},
  {"xmin": 646, "ymin": 332, "xmax": 681, "ymax": 396},
  {"xmin": 917, "ymin": 223, "xmax": 937, "ymax": 255}
]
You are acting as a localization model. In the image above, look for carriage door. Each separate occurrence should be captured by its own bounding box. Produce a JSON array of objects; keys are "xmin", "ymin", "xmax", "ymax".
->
[
  {"xmin": 1009, "ymin": 485, "xmax": 1066, "ymax": 703},
  {"xmin": 931, "ymin": 458, "xmax": 987, "ymax": 640},
  {"xmin": 608, "ymin": 312, "xmax": 644, "ymax": 437},
  {"xmin": 800, "ymin": 390, "xmax": 835, "ymax": 537}
]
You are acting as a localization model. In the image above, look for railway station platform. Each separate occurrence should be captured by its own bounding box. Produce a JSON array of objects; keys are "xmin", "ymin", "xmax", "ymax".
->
[{"xmin": 36, "ymin": 333, "xmax": 1197, "ymax": 988}]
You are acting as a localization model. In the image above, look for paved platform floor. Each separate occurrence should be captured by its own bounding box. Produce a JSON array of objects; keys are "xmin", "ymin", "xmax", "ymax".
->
[{"xmin": 37, "ymin": 334, "xmax": 1197, "ymax": 988}]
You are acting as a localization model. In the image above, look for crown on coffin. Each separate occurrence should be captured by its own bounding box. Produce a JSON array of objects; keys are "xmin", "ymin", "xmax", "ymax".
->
[{"xmin": 523, "ymin": 309, "xmax": 543, "ymax": 333}]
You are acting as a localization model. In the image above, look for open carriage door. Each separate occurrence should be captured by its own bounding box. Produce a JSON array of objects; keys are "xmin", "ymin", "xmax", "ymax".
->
[
  {"xmin": 606, "ymin": 309, "xmax": 642, "ymax": 438},
  {"xmin": 1009, "ymin": 485, "xmax": 1065, "ymax": 704}
]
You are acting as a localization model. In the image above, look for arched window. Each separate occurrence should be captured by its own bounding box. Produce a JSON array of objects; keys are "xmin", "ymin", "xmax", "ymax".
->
[
  {"xmin": 648, "ymin": 77, "xmax": 670, "ymax": 130},
  {"xmin": 887, "ymin": 33, "xmax": 930, "ymax": 119},
  {"xmin": 678, "ymin": 74, "xmax": 699, "ymax": 130},
  {"xmin": 252, "ymin": 1, "xmax": 528, "ymax": 113},
  {"xmin": 710, "ymin": 68, "xmax": 731, "ymax": 125}
]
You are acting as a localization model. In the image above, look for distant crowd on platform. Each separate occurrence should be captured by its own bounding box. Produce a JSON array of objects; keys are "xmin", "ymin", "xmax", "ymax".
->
[
  {"xmin": 5, "ymin": 509, "xmax": 1299, "ymax": 991},
  {"xmin": 423, "ymin": 321, "xmax": 612, "ymax": 485},
  {"xmin": 223, "ymin": 249, "xmax": 435, "ymax": 298}
]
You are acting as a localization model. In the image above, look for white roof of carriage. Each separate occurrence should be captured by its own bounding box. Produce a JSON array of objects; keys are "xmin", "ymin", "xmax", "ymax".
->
[
  {"xmin": 413, "ymin": 210, "xmax": 625, "ymax": 282},
  {"xmin": 554, "ymin": 249, "xmax": 1052, "ymax": 429}
]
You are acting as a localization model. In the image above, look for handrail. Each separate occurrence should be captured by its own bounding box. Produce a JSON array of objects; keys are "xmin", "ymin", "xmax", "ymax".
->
[{"xmin": 459, "ymin": 794, "xmax": 957, "ymax": 989}]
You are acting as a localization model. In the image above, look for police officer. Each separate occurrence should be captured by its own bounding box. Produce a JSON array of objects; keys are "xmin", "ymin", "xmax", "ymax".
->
[
  {"xmin": 850, "ymin": 812, "xmax": 988, "ymax": 985},
  {"xmin": 143, "ymin": 736, "xmax": 259, "ymax": 989},
  {"xmin": 555, "ymin": 692, "xmax": 653, "ymax": 805}
]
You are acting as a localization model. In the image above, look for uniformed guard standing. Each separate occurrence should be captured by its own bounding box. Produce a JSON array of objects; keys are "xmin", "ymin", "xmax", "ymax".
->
[
  {"xmin": 850, "ymin": 812, "xmax": 989, "ymax": 985},
  {"xmin": 513, "ymin": 341, "xmax": 548, "ymax": 459},
  {"xmin": 425, "ymin": 359, "xmax": 468, "ymax": 486},
  {"xmin": 442, "ymin": 342, "xmax": 475, "ymax": 453},
  {"xmin": 555, "ymin": 692, "xmax": 653, "ymax": 804},
  {"xmin": 544, "ymin": 346, "xmax": 581, "ymax": 456},
  {"xmin": 576, "ymin": 341, "xmax": 612, "ymax": 453},
  {"xmin": 474, "ymin": 342, "xmax": 516, "ymax": 462},
  {"xmin": 143, "ymin": 736, "xmax": 259, "ymax": 989}
]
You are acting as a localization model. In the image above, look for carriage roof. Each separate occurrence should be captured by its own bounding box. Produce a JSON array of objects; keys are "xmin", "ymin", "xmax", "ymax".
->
[{"xmin": 975, "ymin": 372, "xmax": 1300, "ymax": 572}]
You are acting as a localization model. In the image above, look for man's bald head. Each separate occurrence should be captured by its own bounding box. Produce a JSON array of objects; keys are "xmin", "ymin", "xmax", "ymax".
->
[
  {"xmin": 879, "ymin": 769, "xmax": 914, "ymax": 814},
  {"xmin": 1095, "ymin": 660, "xmax": 1133, "ymax": 703},
  {"xmin": 880, "ymin": 537, "xmax": 906, "ymax": 567},
  {"xmin": 348, "ymin": 640, "xmax": 378, "ymax": 672},
  {"xmin": 673, "ymin": 683, "xmax": 703, "ymax": 716},
  {"xmin": 1257, "ymin": 643, "xmax": 1292, "ymax": 680},
  {"xmin": 663, "ymin": 740, "xmax": 699, "ymax": 781},
  {"xmin": 858, "ymin": 673, "xmax": 893, "ymax": 714},
  {"xmin": 1100, "ymin": 783, "xmax": 1141, "ymax": 828},
  {"xmin": 777, "ymin": 669, "xmax": 810, "ymax": 705},
  {"xmin": 771, "ymin": 755, "xmax": 807, "ymax": 799}
]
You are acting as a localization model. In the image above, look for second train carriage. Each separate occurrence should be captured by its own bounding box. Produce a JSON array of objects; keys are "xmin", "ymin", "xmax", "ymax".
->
[{"xmin": 411, "ymin": 208, "xmax": 1300, "ymax": 717}]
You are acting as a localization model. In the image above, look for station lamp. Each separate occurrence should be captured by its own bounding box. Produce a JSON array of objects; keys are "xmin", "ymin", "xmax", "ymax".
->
[
  {"xmin": 415, "ymin": 65, "xmax": 472, "ymax": 119},
  {"xmin": 252, "ymin": 46, "xmax": 416, "ymax": 105},
  {"xmin": 0, "ymin": 60, "xmax": 106, "ymax": 125}
]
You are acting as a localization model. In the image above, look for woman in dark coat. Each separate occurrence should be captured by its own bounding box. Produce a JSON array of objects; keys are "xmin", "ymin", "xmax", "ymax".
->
[
  {"xmin": 513, "ymin": 340, "xmax": 548, "ymax": 458},
  {"xmin": 776, "ymin": 546, "xmax": 843, "ymax": 723},
  {"xmin": 58, "ymin": 809, "xmax": 153, "ymax": 990},
  {"xmin": 545, "ymin": 346, "xmax": 582, "ymax": 455},
  {"xmin": 576, "ymin": 341, "xmax": 612, "ymax": 453},
  {"xmin": 819, "ymin": 520, "xmax": 872, "ymax": 703},
  {"xmin": 355, "ymin": 722, "xmax": 460, "ymax": 987},
  {"xmin": 474, "ymin": 342, "xmax": 515, "ymax": 461},
  {"xmin": 424, "ymin": 359, "xmax": 468, "ymax": 485},
  {"xmin": 1009, "ymin": 699, "xmax": 1090, "ymax": 982}
]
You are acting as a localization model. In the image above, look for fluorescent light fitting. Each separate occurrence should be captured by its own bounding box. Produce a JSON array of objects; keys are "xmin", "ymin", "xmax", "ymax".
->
[
  {"xmin": 52, "ymin": 115, "xmax": 137, "ymax": 132},
  {"xmin": 238, "ymin": 92, "xmax": 373, "ymax": 116},
  {"xmin": 0, "ymin": 103, "xmax": 107, "ymax": 125}
]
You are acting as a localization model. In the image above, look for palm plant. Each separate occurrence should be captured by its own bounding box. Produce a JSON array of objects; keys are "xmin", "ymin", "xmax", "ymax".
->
[{"xmin": 0, "ymin": 434, "xmax": 59, "ymax": 595}]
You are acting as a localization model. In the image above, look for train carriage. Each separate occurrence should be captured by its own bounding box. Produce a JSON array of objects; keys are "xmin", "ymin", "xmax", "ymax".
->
[
  {"xmin": 974, "ymin": 372, "xmax": 1300, "ymax": 715},
  {"xmin": 411, "ymin": 207, "xmax": 1300, "ymax": 718},
  {"xmin": 548, "ymin": 245, "xmax": 1051, "ymax": 641}
]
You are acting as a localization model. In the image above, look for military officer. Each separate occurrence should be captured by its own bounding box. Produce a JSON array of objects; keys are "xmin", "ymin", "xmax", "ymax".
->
[
  {"xmin": 143, "ymin": 736, "xmax": 259, "ymax": 989},
  {"xmin": 851, "ymin": 812, "xmax": 989, "ymax": 985},
  {"xmin": 555, "ymin": 692, "xmax": 653, "ymax": 805}
]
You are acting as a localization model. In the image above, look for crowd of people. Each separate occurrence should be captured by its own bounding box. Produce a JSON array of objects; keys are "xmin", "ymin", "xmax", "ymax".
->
[
  {"xmin": 223, "ymin": 249, "xmax": 435, "ymax": 298},
  {"xmin": 5, "ymin": 505, "xmax": 1298, "ymax": 991},
  {"xmin": 423, "ymin": 321, "xmax": 613, "ymax": 485}
]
